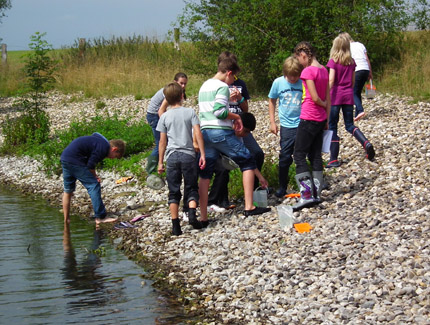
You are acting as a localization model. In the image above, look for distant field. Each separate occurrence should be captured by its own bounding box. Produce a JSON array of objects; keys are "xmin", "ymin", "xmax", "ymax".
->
[{"xmin": 1, "ymin": 31, "xmax": 430, "ymax": 101}]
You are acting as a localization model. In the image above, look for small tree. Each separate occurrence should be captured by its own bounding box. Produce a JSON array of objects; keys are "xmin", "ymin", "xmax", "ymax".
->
[{"xmin": 1, "ymin": 32, "xmax": 56, "ymax": 152}]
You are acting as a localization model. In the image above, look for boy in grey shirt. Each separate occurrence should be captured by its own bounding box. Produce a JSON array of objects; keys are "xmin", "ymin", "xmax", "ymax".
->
[{"xmin": 156, "ymin": 82, "xmax": 206, "ymax": 235}]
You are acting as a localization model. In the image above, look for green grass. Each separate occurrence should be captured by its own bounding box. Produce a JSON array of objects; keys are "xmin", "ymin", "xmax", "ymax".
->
[{"xmin": 377, "ymin": 31, "xmax": 430, "ymax": 102}]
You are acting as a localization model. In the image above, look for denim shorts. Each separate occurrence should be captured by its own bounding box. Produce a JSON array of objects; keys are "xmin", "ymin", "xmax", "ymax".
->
[{"xmin": 200, "ymin": 128, "xmax": 256, "ymax": 179}]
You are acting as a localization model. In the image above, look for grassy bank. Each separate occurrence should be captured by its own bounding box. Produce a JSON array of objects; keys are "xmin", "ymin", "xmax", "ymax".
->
[{"xmin": 377, "ymin": 31, "xmax": 430, "ymax": 102}]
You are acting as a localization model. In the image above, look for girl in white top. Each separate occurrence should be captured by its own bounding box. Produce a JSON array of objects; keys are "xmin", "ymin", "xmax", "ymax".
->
[{"xmin": 340, "ymin": 32, "xmax": 372, "ymax": 121}]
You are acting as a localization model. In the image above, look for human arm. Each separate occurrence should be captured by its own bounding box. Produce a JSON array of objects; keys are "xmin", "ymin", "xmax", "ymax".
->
[
  {"xmin": 352, "ymin": 71, "xmax": 355, "ymax": 89},
  {"xmin": 157, "ymin": 98, "xmax": 169, "ymax": 117},
  {"xmin": 157, "ymin": 132, "xmax": 167, "ymax": 174},
  {"xmin": 325, "ymin": 83, "xmax": 331, "ymax": 129},
  {"xmin": 254, "ymin": 168, "xmax": 268, "ymax": 189},
  {"xmin": 328, "ymin": 68, "xmax": 335, "ymax": 90},
  {"xmin": 227, "ymin": 112, "xmax": 243, "ymax": 132},
  {"xmin": 305, "ymin": 79, "xmax": 327, "ymax": 108},
  {"xmin": 193, "ymin": 124, "xmax": 206, "ymax": 170},
  {"xmin": 89, "ymin": 169, "xmax": 100, "ymax": 182},
  {"xmin": 268, "ymin": 98, "xmax": 278, "ymax": 135},
  {"xmin": 365, "ymin": 52, "xmax": 372, "ymax": 80}
]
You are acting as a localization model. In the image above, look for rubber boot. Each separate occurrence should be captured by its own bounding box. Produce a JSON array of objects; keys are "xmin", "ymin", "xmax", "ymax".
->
[
  {"xmin": 292, "ymin": 172, "xmax": 316, "ymax": 212},
  {"xmin": 353, "ymin": 128, "xmax": 375, "ymax": 161},
  {"xmin": 312, "ymin": 170, "xmax": 324, "ymax": 204},
  {"xmin": 327, "ymin": 140, "xmax": 341, "ymax": 168},
  {"xmin": 188, "ymin": 208, "xmax": 203, "ymax": 229},
  {"xmin": 275, "ymin": 164, "xmax": 289, "ymax": 198},
  {"xmin": 172, "ymin": 218, "xmax": 182, "ymax": 236},
  {"xmin": 146, "ymin": 155, "xmax": 158, "ymax": 174}
]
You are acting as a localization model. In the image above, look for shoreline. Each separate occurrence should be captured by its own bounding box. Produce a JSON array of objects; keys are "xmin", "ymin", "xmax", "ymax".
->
[{"xmin": 1, "ymin": 92, "xmax": 430, "ymax": 323}]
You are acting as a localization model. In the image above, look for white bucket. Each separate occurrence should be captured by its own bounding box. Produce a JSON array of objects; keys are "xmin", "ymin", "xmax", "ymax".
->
[
  {"xmin": 277, "ymin": 205, "xmax": 296, "ymax": 230},
  {"xmin": 253, "ymin": 187, "xmax": 268, "ymax": 208}
]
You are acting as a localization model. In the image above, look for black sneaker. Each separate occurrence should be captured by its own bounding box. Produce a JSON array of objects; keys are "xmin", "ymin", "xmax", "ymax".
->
[
  {"xmin": 172, "ymin": 219, "xmax": 182, "ymax": 236},
  {"xmin": 244, "ymin": 206, "xmax": 271, "ymax": 217},
  {"xmin": 188, "ymin": 208, "xmax": 203, "ymax": 229}
]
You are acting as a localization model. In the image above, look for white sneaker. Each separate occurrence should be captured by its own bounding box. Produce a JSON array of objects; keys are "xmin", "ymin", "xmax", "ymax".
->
[{"xmin": 208, "ymin": 204, "xmax": 226, "ymax": 213}]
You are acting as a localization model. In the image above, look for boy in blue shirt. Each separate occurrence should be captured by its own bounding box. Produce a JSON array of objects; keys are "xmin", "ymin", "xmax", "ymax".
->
[
  {"xmin": 60, "ymin": 133, "xmax": 126, "ymax": 224},
  {"xmin": 268, "ymin": 56, "xmax": 303, "ymax": 198}
]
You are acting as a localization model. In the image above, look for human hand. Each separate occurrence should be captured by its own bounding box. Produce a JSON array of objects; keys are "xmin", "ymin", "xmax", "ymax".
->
[
  {"xmin": 199, "ymin": 156, "xmax": 206, "ymax": 170},
  {"xmin": 157, "ymin": 163, "xmax": 165, "ymax": 174},
  {"xmin": 233, "ymin": 118, "xmax": 243, "ymax": 132},
  {"xmin": 259, "ymin": 176, "xmax": 269, "ymax": 189},
  {"xmin": 270, "ymin": 122, "xmax": 278, "ymax": 135}
]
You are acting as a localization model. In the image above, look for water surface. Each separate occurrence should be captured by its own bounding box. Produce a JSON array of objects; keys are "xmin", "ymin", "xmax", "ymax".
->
[{"xmin": 0, "ymin": 185, "xmax": 188, "ymax": 324}]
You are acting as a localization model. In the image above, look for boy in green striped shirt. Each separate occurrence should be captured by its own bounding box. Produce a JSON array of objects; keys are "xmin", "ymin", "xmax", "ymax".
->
[{"xmin": 198, "ymin": 57, "xmax": 270, "ymax": 226}]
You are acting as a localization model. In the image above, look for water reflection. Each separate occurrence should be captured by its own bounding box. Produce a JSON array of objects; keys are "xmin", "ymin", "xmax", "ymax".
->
[{"xmin": 62, "ymin": 224, "xmax": 110, "ymax": 309}]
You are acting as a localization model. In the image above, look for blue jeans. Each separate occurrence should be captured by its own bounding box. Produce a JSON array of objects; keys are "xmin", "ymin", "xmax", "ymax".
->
[
  {"xmin": 354, "ymin": 70, "xmax": 370, "ymax": 116},
  {"xmin": 293, "ymin": 119, "xmax": 326, "ymax": 174},
  {"xmin": 279, "ymin": 126, "xmax": 297, "ymax": 168},
  {"xmin": 146, "ymin": 112, "xmax": 160, "ymax": 157},
  {"xmin": 166, "ymin": 152, "xmax": 199, "ymax": 205},
  {"xmin": 329, "ymin": 105, "xmax": 356, "ymax": 141},
  {"xmin": 200, "ymin": 128, "xmax": 256, "ymax": 179},
  {"xmin": 61, "ymin": 161, "xmax": 106, "ymax": 219}
]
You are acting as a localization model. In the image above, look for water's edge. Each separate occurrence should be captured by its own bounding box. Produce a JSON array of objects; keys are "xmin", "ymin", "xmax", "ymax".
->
[{"xmin": 0, "ymin": 175, "xmax": 208, "ymax": 323}]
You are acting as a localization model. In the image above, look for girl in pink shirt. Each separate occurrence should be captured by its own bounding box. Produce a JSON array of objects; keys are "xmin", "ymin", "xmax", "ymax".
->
[
  {"xmin": 292, "ymin": 41, "xmax": 330, "ymax": 211},
  {"xmin": 326, "ymin": 35, "xmax": 375, "ymax": 168}
]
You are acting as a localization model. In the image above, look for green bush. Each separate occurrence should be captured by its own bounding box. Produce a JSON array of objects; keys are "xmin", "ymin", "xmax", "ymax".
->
[
  {"xmin": 1, "ymin": 32, "xmax": 55, "ymax": 153},
  {"xmin": 24, "ymin": 114, "xmax": 154, "ymax": 175}
]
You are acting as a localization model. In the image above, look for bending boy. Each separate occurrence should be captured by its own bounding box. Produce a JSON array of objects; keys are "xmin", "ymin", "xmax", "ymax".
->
[
  {"xmin": 61, "ymin": 133, "xmax": 125, "ymax": 224},
  {"xmin": 198, "ymin": 57, "xmax": 270, "ymax": 225}
]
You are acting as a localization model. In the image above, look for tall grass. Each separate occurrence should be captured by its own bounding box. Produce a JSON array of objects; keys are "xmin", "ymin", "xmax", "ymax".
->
[
  {"xmin": 0, "ymin": 36, "xmax": 209, "ymax": 98},
  {"xmin": 378, "ymin": 31, "xmax": 430, "ymax": 102},
  {"xmin": 1, "ymin": 32, "xmax": 430, "ymax": 101}
]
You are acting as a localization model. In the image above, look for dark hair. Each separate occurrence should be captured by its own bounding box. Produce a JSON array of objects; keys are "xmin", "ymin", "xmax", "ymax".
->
[
  {"xmin": 218, "ymin": 57, "xmax": 240, "ymax": 74},
  {"xmin": 294, "ymin": 41, "xmax": 316, "ymax": 66},
  {"xmin": 174, "ymin": 72, "xmax": 187, "ymax": 81},
  {"xmin": 174, "ymin": 72, "xmax": 188, "ymax": 100},
  {"xmin": 241, "ymin": 112, "xmax": 256, "ymax": 131},
  {"xmin": 217, "ymin": 51, "xmax": 238, "ymax": 65},
  {"xmin": 163, "ymin": 82, "xmax": 183, "ymax": 105}
]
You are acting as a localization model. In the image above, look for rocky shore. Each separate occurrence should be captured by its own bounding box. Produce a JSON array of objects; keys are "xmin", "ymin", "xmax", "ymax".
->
[{"xmin": 0, "ymin": 92, "xmax": 429, "ymax": 324}]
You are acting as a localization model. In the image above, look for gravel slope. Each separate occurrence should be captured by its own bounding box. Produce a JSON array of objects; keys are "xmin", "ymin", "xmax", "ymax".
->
[{"xmin": 0, "ymin": 92, "xmax": 429, "ymax": 324}]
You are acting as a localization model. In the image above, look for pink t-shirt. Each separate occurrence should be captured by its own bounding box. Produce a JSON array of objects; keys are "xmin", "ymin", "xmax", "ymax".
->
[
  {"xmin": 326, "ymin": 59, "xmax": 356, "ymax": 105},
  {"xmin": 300, "ymin": 66, "xmax": 329, "ymax": 122}
]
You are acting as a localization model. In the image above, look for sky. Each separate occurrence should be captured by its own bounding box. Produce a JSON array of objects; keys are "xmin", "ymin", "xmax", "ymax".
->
[{"xmin": 0, "ymin": 0, "xmax": 188, "ymax": 51}]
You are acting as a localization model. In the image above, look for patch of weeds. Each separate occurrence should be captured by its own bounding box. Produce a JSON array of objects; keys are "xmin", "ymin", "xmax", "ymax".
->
[{"xmin": 95, "ymin": 100, "xmax": 106, "ymax": 110}]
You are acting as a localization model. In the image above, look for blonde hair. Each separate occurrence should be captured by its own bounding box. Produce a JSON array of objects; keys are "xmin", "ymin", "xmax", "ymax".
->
[
  {"xmin": 330, "ymin": 35, "xmax": 354, "ymax": 65},
  {"xmin": 339, "ymin": 32, "xmax": 354, "ymax": 42},
  {"xmin": 109, "ymin": 139, "xmax": 126, "ymax": 157},
  {"xmin": 282, "ymin": 56, "xmax": 303, "ymax": 77}
]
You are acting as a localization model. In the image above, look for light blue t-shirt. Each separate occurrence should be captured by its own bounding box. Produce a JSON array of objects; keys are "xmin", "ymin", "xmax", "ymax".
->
[{"xmin": 268, "ymin": 77, "xmax": 303, "ymax": 128}]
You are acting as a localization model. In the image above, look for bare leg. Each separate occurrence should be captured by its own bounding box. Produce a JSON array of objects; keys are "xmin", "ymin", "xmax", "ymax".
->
[
  {"xmin": 188, "ymin": 200, "xmax": 197, "ymax": 209},
  {"xmin": 243, "ymin": 169, "xmax": 255, "ymax": 210},
  {"xmin": 199, "ymin": 178, "xmax": 210, "ymax": 222},
  {"xmin": 62, "ymin": 192, "xmax": 72, "ymax": 224},
  {"xmin": 170, "ymin": 203, "xmax": 179, "ymax": 220}
]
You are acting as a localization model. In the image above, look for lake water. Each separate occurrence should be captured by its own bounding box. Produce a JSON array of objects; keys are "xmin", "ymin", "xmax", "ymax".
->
[{"xmin": 0, "ymin": 185, "xmax": 191, "ymax": 324}]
